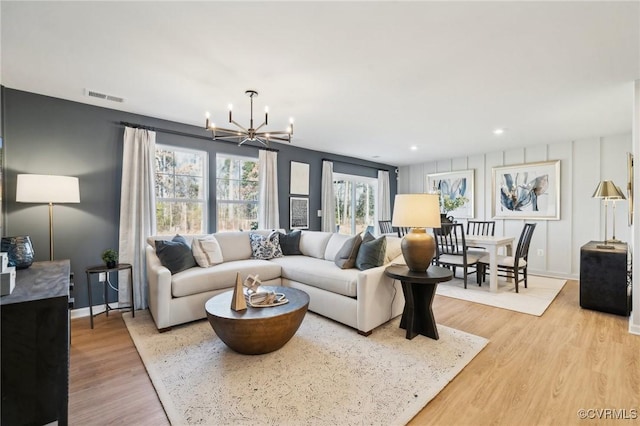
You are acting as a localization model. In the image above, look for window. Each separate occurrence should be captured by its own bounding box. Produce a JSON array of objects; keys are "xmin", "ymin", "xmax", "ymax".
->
[
  {"xmin": 155, "ymin": 145, "xmax": 207, "ymax": 235},
  {"xmin": 216, "ymin": 154, "xmax": 259, "ymax": 232},
  {"xmin": 333, "ymin": 173, "xmax": 377, "ymax": 235}
]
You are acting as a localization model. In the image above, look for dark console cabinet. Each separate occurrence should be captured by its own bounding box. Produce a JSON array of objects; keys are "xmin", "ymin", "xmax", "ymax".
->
[
  {"xmin": 1, "ymin": 260, "xmax": 70, "ymax": 425},
  {"xmin": 580, "ymin": 241, "xmax": 630, "ymax": 316}
]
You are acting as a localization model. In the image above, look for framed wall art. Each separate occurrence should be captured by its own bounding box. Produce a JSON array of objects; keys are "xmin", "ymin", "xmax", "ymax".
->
[
  {"xmin": 426, "ymin": 169, "xmax": 474, "ymax": 218},
  {"xmin": 290, "ymin": 161, "xmax": 309, "ymax": 195},
  {"xmin": 492, "ymin": 160, "xmax": 560, "ymax": 220},
  {"xmin": 290, "ymin": 197, "xmax": 309, "ymax": 229}
]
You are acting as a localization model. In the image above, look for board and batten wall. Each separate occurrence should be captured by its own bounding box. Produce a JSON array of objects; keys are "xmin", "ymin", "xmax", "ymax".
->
[{"xmin": 398, "ymin": 133, "xmax": 632, "ymax": 280}]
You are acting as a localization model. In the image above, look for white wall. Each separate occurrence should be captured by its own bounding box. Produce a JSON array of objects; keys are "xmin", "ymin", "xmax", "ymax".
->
[
  {"xmin": 631, "ymin": 80, "xmax": 640, "ymax": 335},
  {"xmin": 398, "ymin": 133, "xmax": 632, "ymax": 279}
]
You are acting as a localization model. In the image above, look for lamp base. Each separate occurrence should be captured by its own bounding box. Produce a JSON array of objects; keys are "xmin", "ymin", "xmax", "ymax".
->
[{"xmin": 401, "ymin": 228, "xmax": 436, "ymax": 272}]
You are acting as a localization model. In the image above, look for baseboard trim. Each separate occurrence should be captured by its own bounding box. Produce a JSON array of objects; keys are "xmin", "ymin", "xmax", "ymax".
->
[
  {"xmin": 70, "ymin": 303, "xmax": 121, "ymax": 320},
  {"xmin": 629, "ymin": 311, "xmax": 640, "ymax": 335}
]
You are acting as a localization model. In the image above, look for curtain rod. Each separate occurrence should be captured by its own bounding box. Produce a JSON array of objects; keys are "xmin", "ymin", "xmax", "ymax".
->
[
  {"xmin": 321, "ymin": 157, "xmax": 391, "ymax": 172},
  {"xmin": 119, "ymin": 121, "xmax": 279, "ymax": 152}
]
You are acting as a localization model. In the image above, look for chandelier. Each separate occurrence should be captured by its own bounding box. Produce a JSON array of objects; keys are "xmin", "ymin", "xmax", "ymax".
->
[{"xmin": 205, "ymin": 89, "xmax": 293, "ymax": 147}]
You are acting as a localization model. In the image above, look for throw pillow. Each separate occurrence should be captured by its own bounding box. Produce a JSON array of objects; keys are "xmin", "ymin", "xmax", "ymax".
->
[
  {"xmin": 249, "ymin": 231, "xmax": 283, "ymax": 260},
  {"xmin": 278, "ymin": 230, "xmax": 303, "ymax": 255},
  {"xmin": 355, "ymin": 235, "xmax": 387, "ymax": 271},
  {"xmin": 334, "ymin": 234, "xmax": 363, "ymax": 269},
  {"xmin": 361, "ymin": 231, "xmax": 375, "ymax": 244},
  {"xmin": 155, "ymin": 235, "xmax": 197, "ymax": 274},
  {"xmin": 192, "ymin": 236, "xmax": 224, "ymax": 268}
]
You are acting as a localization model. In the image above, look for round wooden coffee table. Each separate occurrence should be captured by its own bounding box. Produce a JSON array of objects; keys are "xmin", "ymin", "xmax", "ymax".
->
[{"xmin": 205, "ymin": 286, "xmax": 309, "ymax": 355}]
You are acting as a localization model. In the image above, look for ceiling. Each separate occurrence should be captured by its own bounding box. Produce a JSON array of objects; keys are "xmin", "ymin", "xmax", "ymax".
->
[{"xmin": 2, "ymin": 1, "xmax": 638, "ymax": 166}]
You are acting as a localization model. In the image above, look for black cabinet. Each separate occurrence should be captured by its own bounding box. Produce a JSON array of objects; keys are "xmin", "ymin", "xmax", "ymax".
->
[
  {"xmin": 1, "ymin": 260, "xmax": 70, "ymax": 425},
  {"xmin": 580, "ymin": 241, "xmax": 630, "ymax": 316}
]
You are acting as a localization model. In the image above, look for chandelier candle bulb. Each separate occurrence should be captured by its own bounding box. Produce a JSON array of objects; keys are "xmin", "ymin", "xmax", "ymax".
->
[
  {"xmin": 265, "ymin": 106, "xmax": 269, "ymax": 125},
  {"xmin": 228, "ymin": 104, "xmax": 233, "ymax": 122}
]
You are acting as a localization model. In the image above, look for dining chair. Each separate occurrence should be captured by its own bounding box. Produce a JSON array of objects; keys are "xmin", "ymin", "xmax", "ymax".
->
[
  {"xmin": 466, "ymin": 220, "xmax": 496, "ymax": 253},
  {"xmin": 378, "ymin": 220, "xmax": 394, "ymax": 234},
  {"xmin": 397, "ymin": 227, "xmax": 410, "ymax": 237},
  {"xmin": 466, "ymin": 220, "xmax": 495, "ymax": 236},
  {"xmin": 433, "ymin": 223, "xmax": 481, "ymax": 288},
  {"xmin": 478, "ymin": 223, "xmax": 536, "ymax": 293}
]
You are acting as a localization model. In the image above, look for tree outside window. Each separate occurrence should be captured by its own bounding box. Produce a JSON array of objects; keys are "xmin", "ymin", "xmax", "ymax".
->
[
  {"xmin": 216, "ymin": 154, "xmax": 259, "ymax": 231},
  {"xmin": 155, "ymin": 145, "xmax": 207, "ymax": 235},
  {"xmin": 334, "ymin": 173, "xmax": 376, "ymax": 235}
]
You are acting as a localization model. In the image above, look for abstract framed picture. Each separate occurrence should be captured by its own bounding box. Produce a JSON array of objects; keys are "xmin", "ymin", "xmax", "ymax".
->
[
  {"xmin": 492, "ymin": 160, "xmax": 560, "ymax": 220},
  {"xmin": 426, "ymin": 170, "xmax": 474, "ymax": 218},
  {"xmin": 290, "ymin": 197, "xmax": 309, "ymax": 229}
]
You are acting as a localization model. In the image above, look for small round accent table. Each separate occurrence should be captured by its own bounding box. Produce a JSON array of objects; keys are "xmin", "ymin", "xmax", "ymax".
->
[
  {"xmin": 205, "ymin": 286, "xmax": 309, "ymax": 355},
  {"xmin": 384, "ymin": 265, "xmax": 453, "ymax": 340}
]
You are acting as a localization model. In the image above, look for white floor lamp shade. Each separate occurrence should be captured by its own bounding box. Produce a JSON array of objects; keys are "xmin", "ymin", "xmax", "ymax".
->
[{"xmin": 16, "ymin": 174, "xmax": 80, "ymax": 261}]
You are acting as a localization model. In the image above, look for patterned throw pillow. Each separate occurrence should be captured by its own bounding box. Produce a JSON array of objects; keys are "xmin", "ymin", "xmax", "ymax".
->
[
  {"xmin": 192, "ymin": 236, "xmax": 224, "ymax": 267},
  {"xmin": 249, "ymin": 232, "xmax": 283, "ymax": 260}
]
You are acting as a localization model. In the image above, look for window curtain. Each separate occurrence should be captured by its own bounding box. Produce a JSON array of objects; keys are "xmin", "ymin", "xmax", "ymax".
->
[
  {"xmin": 118, "ymin": 127, "xmax": 156, "ymax": 310},
  {"xmin": 377, "ymin": 170, "xmax": 391, "ymax": 233},
  {"xmin": 258, "ymin": 149, "xmax": 280, "ymax": 229},
  {"xmin": 321, "ymin": 160, "xmax": 336, "ymax": 232}
]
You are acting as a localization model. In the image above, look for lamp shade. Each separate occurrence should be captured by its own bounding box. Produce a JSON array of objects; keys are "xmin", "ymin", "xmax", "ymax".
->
[
  {"xmin": 592, "ymin": 180, "xmax": 625, "ymax": 200},
  {"xmin": 392, "ymin": 194, "xmax": 441, "ymax": 228},
  {"xmin": 16, "ymin": 174, "xmax": 80, "ymax": 203}
]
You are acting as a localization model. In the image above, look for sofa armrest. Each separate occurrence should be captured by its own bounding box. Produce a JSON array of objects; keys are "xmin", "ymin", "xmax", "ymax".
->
[
  {"xmin": 355, "ymin": 256, "xmax": 405, "ymax": 334},
  {"xmin": 146, "ymin": 245, "xmax": 173, "ymax": 329}
]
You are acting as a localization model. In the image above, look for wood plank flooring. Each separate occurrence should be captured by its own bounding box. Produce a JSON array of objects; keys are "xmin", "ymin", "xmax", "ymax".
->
[{"xmin": 69, "ymin": 280, "xmax": 640, "ymax": 425}]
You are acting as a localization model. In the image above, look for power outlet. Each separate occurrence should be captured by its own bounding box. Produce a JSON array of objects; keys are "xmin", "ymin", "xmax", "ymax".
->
[
  {"xmin": 537, "ymin": 249, "xmax": 544, "ymax": 257},
  {"xmin": 98, "ymin": 272, "xmax": 106, "ymax": 282}
]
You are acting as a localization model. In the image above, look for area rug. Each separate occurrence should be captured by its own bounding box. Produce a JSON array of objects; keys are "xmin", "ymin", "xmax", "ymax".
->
[
  {"xmin": 435, "ymin": 274, "xmax": 567, "ymax": 316},
  {"xmin": 123, "ymin": 310, "xmax": 488, "ymax": 426}
]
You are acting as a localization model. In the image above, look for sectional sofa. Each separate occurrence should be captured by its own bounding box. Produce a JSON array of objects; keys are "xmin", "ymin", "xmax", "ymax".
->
[{"xmin": 145, "ymin": 230, "xmax": 406, "ymax": 335}]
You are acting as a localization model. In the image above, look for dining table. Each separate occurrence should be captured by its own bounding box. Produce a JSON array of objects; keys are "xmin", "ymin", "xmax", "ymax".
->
[{"xmin": 465, "ymin": 235, "xmax": 515, "ymax": 292}]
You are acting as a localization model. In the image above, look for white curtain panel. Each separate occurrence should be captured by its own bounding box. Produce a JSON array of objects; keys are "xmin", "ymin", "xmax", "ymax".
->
[
  {"xmin": 258, "ymin": 149, "xmax": 280, "ymax": 229},
  {"xmin": 377, "ymin": 170, "xmax": 391, "ymax": 229},
  {"xmin": 321, "ymin": 160, "xmax": 336, "ymax": 232},
  {"xmin": 119, "ymin": 127, "xmax": 157, "ymax": 310}
]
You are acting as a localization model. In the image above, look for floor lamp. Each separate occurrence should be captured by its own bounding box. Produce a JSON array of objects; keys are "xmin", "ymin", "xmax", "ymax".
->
[
  {"xmin": 16, "ymin": 174, "xmax": 80, "ymax": 261},
  {"xmin": 592, "ymin": 180, "xmax": 626, "ymax": 249}
]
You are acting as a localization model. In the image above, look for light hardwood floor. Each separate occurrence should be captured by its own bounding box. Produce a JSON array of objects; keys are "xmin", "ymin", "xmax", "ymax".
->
[{"xmin": 69, "ymin": 280, "xmax": 640, "ymax": 425}]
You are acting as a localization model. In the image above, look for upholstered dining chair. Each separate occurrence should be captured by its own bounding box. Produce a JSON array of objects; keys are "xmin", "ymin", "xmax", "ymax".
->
[
  {"xmin": 478, "ymin": 223, "xmax": 536, "ymax": 293},
  {"xmin": 433, "ymin": 223, "xmax": 481, "ymax": 288},
  {"xmin": 378, "ymin": 220, "xmax": 394, "ymax": 234}
]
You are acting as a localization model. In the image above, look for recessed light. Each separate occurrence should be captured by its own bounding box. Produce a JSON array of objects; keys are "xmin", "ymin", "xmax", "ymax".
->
[
  {"xmin": 493, "ymin": 128, "xmax": 505, "ymax": 135},
  {"xmin": 410, "ymin": 145, "xmax": 418, "ymax": 151}
]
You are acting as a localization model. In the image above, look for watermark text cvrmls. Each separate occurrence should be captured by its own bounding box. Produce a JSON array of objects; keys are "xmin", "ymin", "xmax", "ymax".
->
[{"xmin": 577, "ymin": 408, "xmax": 638, "ymax": 420}]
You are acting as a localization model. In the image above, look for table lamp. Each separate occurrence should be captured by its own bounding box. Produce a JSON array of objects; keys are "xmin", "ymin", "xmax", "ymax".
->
[
  {"xmin": 592, "ymin": 180, "xmax": 626, "ymax": 249},
  {"xmin": 391, "ymin": 194, "xmax": 441, "ymax": 272},
  {"xmin": 16, "ymin": 174, "xmax": 80, "ymax": 260}
]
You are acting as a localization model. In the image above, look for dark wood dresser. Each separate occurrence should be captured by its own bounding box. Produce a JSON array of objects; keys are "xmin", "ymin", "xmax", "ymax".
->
[
  {"xmin": 579, "ymin": 241, "xmax": 630, "ymax": 316},
  {"xmin": 1, "ymin": 260, "xmax": 70, "ymax": 425}
]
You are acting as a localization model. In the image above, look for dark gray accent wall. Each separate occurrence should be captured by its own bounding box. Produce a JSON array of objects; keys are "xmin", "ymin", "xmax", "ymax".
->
[{"xmin": 2, "ymin": 88, "xmax": 397, "ymax": 309}]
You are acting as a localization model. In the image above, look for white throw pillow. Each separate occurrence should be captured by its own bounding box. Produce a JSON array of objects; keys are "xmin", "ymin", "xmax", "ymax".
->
[{"xmin": 192, "ymin": 236, "xmax": 224, "ymax": 267}]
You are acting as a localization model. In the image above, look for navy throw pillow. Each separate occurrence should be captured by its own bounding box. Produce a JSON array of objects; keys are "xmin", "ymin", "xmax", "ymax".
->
[
  {"xmin": 278, "ymin": 230, "xmax": 303, "ymax": 255},
  {"xmin": 155, "ymin": 235, "xmax": 197, "ymax": 274}
]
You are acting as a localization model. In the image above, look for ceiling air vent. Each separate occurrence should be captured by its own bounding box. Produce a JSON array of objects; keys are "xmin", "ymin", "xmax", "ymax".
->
[{"xmin": 85, "ymin": 89, "xmax": 124, "ymax": 103}]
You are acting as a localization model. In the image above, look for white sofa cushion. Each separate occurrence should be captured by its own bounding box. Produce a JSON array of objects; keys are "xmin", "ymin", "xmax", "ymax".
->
[
  {"xmin": 299, "ymin": 231, "xmax": 333, "ymax": 259},
  {"xmin": 212, "ymin": 232, "xmax": 252, "ymax": 262},
  {"xmin": 324, "ymin": 233, "xmax": 351, "ymax": 261},
  {"xmin": 270, "ymin": 256, "xmax": 358, "ymax": 297},
  {"xmin": 171, "ymin": 259, "xmax": 282, "ymax": 297}
]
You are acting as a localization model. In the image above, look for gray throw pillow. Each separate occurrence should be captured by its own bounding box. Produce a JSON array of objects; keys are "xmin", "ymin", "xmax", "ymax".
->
[
  {"xmin": 355, "ymin": 235, "xmax": 387, "ymax": 271},
  {"xmin": 155, "ymin": 235, "xmax": 197, "ymax": 274},
  {"xmin": 278, "ymin": 230, "xmax": 302, "ymax": 255},
  {"xmin": 334, "ymin": 234, "xmax": 363, "ymax": 269}
]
